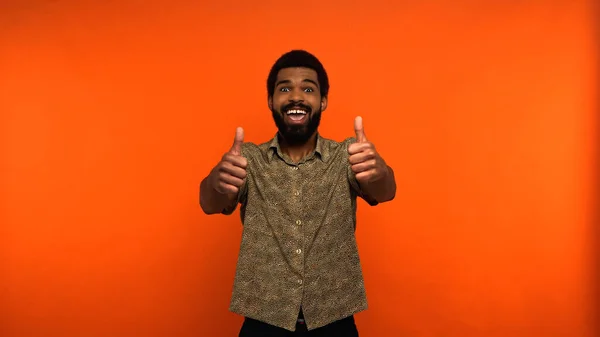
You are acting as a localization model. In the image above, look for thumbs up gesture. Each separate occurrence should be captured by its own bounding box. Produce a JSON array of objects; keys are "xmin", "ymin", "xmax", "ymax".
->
[
  {"xmin": 348, "ymin": 116, "xmax": 388, "ymax": 184},
  {"xmin": 209, "ymin": 127, "xmax": 248, "ymax": 195}
]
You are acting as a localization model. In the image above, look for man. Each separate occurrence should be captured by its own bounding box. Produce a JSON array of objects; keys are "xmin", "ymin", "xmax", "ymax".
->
[{"xmin": 199, "ymin": 50, "xmax": 396, "ymax": 336}]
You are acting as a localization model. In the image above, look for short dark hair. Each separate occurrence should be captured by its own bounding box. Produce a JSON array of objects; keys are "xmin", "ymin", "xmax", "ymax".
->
[{"xmin": 266, "ymin": 50, "xmax": 329, "ymax": 98}]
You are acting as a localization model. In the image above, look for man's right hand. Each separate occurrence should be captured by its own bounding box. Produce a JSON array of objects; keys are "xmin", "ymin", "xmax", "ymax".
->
[{"xmin": 209, "ymin": 127, "xmax": 248, "ymax": 195}]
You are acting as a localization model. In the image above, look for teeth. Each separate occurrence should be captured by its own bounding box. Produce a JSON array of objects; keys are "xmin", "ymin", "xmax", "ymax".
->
[{"xmin": 286, "ymin": 109, "xmax": 306, "ymax": 115}]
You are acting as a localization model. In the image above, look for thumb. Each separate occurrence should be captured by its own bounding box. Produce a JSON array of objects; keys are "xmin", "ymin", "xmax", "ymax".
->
[
  {"xmin": 229, "ymin": 127, "xmax": 244, "ymax": 155},
  {"xmin": 354, "ymin": 116, "xmax": 367, "ymax": 143}
]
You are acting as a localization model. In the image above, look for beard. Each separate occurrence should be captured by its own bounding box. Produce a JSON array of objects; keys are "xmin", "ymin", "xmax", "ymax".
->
[{"xmin": 271, "ymin": 104, "xmax": 321, "ymax": 146}]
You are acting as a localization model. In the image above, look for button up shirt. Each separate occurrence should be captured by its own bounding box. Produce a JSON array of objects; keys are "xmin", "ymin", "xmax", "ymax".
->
[{"xmin": 223, "ymin": 133, "xmax": 377, "ymax": 331}]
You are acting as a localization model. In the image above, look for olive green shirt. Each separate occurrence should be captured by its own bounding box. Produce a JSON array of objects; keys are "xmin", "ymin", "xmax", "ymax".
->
[{"xmin": 223, "ymin": 133, "xmax": 378, "ymax": 331}]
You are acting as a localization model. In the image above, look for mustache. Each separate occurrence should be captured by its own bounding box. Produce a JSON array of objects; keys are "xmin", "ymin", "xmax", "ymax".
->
[{"xmin": 282, "ymin": 102, "xmax": 312, "ymax": 113}]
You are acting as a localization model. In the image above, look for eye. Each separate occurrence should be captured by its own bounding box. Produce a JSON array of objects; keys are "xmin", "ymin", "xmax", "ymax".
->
[
  {"xmin": 280, "ymin": 87, "xmax": 290, "ymax": 92},
  {"xmin": 304, "ymin": 87, "xmax": 314, "ymax": 92}
]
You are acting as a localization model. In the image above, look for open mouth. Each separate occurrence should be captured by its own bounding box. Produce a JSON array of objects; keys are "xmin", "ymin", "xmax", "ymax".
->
[
  {"xmin": 286, "ymin": 109, "xmax": 308, "ymax": 122},
  {"xmin": 284, "ymin": 103, "xmax": 311, "ymax": 124}
]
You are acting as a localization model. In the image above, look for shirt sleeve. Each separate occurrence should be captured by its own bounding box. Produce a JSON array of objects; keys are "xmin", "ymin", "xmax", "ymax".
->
[{"xmin": 345, "ymin": 137, "xmax": 379, "ymax": 207}]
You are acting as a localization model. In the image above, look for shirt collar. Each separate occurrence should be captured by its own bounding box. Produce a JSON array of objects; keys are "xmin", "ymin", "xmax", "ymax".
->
[{"xmin": 268, "ymin": 133, "xmax": 330, "ymax": 163}]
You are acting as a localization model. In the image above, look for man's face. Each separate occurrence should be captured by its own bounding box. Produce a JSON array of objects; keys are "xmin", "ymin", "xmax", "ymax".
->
[{"xmin": 269, "ymin": 67, "xmax": 327, "ymax": 145}]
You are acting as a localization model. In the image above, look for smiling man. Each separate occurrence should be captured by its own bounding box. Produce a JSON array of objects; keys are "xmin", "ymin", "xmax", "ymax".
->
[{"xmin": 199, "ymin": 50, "xmax": 396, "ymax": 337}]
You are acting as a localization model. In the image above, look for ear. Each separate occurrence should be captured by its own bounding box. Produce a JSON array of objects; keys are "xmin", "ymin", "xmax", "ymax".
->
[
  {"xmin": 268, "ymin": 96, "xmax": 273, "ymax": 111},
  {"xmin": 320, "ymin": 96, "xmax": 328, "ymax": 112}
]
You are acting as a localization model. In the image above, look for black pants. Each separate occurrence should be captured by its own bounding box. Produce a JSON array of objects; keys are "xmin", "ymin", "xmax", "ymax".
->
[{"xmin": 238, "ymin": 312, "xmax": 359, "ymax": 337}]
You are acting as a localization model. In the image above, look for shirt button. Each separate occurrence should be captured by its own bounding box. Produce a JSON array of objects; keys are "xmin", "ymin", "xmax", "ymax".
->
[
  {"xmin": 294, "ymin": 191, "xmax": 300, "ymax": 196},
  {"xmin": 296, "ymin": 249, "xmax": 302, "ymax": 254},
  {"xmin": 298, "ymin": 279, "xmax": 303, "ymax": 285},
  {"xmin": 296, "ymin": 220, "xmax": 302, "ymax": 225}
]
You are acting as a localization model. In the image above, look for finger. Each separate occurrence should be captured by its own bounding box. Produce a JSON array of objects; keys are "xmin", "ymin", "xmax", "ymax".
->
[
  {"xmin": 355, "ymin": 170, "xmax": 375, "ymax": 182},
  {"xmin": 216, "ymin": 182, "xmax": 239, "ymax": 195},
  {"xmin": 219, "ymin": 172, "xmax": 245, "ymax": 188},
  {"xmin": 229, "ymin": 127, "xmax": 245, "ymax": 155},
  {"xmin": 348, "ymin": 142, "xmax": 373, "ymax": 156},
  {"xmin": 220, "ymin": 161, "xmax": 247, "ymax": 179},
  {"xmin": 351, "ymin": 160, "xmax": 377, "ymax": 174},
  {"xmin": 354, "ymin": 116, "xmax": 367, "ymax": 143},
  {"xmin": 348, "ymin": 151, "xmax": 375, "ymax": 165},
  {"xmin": 222, "ymin": 153, "xmax": 248, "ymax": 169}
]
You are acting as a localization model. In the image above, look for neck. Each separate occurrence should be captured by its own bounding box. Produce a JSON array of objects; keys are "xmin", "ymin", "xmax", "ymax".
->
[{"xmin": 279, "ymin": 132, "xmax": 318, "ymax": 163}]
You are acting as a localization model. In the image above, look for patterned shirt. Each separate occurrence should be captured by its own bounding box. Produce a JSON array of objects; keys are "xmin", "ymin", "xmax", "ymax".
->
[{"xmin": 223, "ymin": 133, "xmax": 378, "ymax": 331}]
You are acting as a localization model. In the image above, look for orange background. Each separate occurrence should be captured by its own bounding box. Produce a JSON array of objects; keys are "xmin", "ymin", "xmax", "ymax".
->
[{"xmin": 1, "ymin": 1, "xmax": 597, "ymax": 336}]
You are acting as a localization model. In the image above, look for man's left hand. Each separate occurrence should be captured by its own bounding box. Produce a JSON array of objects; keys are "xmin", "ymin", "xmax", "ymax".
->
[{"xmin": 348, "ymin": 116, "xmax": 389, "ymax": 184}]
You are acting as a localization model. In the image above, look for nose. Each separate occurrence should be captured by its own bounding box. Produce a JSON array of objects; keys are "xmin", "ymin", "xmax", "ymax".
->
[{"xmin": 288, "ymin": 87, "xmax": 304, "ymax": 102}]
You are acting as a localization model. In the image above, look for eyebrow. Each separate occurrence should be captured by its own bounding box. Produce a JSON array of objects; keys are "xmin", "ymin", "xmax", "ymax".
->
[{"xmin": 275, "ymin": 79, "xmax": 319, "ymax": 88}]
